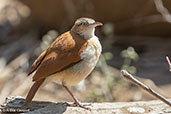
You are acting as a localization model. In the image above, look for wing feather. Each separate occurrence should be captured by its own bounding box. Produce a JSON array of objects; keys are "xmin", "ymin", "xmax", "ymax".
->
[
  {"xmin": 32, "ymin": 31, "xmax": 88, "ymax": 81},
  {"xmin": 28, "ymin": 50, "xmax": 47, "ymax": 76}
]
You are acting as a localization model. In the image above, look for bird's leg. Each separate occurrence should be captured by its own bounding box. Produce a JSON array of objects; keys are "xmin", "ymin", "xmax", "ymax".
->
[{"xmin": 62, "ymin": 84, "xmax": 90, "ymax": 110}]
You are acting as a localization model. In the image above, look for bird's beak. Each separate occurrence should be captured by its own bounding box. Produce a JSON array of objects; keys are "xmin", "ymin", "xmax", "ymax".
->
[{"xmin": 91, "ymin": 22, "xmax": 103, "ymax": 27}]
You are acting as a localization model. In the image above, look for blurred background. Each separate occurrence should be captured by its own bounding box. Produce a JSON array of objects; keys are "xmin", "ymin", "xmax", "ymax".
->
[{"xmin": 0, "ymin": 0, "xmax": 171, "ymax": 104}]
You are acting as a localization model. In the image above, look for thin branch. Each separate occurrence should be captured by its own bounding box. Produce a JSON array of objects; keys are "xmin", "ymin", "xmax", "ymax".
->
[
  {"xmin": 121, "ymin": 70, "xmax": 171, "ymax": 107},
  {"xmin": 154, "ymin": 0, "xmax": 171, "ymax": 23},
  {"xmin": 166, "ymin": 56, "xmax": 171, "ymax": 72}
]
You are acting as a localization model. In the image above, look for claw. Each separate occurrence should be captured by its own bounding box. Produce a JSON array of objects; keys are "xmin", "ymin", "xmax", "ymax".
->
[{"xmin": 66, "ymin": 102, "xmax": 91, "ymax": 110}]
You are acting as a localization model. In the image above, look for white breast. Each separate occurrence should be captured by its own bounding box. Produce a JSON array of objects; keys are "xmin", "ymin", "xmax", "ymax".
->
[
  {"xmin": 80, "ymin": 36, "xmax": 102, "ymax": 68},
  {"xmin": 49, "ymin": 36, "xmax": 102, "ymax": 86}
]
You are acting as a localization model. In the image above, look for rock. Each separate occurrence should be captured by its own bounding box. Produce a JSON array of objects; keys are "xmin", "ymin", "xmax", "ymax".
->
[{"xmin": 1, "ymin": 96, "xmax": 170, "ymax": 114}]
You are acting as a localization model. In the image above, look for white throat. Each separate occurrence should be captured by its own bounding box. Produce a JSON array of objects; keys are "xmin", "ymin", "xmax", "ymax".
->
[{"xmin": 79, "ymin": 28, "xmax": 95, "ymax": 40}]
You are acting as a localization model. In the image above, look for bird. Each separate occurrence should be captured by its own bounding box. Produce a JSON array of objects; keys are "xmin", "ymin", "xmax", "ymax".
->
[{"xmin": 25, "ymin": 17, "xmax": 103, "ymax": 110}]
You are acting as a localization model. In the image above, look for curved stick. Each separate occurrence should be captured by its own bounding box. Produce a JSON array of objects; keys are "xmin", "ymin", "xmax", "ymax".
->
[{"xmin": 121, "ymin": 70, "xmax": 171, "ymax": 107}]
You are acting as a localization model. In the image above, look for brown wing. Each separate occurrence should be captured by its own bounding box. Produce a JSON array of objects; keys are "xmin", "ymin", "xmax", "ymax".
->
[
  {"xmin": 28, "ymin": 50, "xmax": 47, "ymax": 76},
  {"xmin": 32, "ymin": 31, "xmax": 88, "ymax": 81}
]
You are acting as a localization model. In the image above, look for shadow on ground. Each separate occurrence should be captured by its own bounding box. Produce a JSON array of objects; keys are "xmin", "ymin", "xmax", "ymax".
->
[{"xmin": 1, "ymin": 96, "xmax": 67, "ymax": 114}]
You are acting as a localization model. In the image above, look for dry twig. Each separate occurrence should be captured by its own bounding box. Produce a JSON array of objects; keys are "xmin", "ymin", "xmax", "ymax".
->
[
  {"xmin": 154, "ymin": 0, "xmax": 171, "ymax": 23},
  {"xmin": 166, "ymin": 56, "xmax": 171, "ymax": 72},
  {"xmin": 121, "ymin": 70, "xmax": 171, "ymax": 107}
]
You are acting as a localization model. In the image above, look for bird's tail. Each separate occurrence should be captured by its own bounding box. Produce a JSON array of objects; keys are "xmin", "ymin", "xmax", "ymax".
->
[{"xmin": 25, "ymin": 79, "xmax": 45, "ymax": 104}]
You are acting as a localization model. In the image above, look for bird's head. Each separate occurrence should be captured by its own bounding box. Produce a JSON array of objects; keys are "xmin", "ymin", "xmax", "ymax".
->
[{"xmin": 71, "ymin": 17, "xmax": 103, "ymax": 39}]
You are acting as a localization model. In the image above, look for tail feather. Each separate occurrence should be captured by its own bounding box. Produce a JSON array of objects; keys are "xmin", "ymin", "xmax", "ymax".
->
[{"xmin": 25, "ymin": 79, "xmax": 45, "ymax": 104}]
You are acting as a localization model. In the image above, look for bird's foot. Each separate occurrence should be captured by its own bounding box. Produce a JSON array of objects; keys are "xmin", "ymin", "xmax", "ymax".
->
[{"xmin": 66, "ymin": 101, "xmax": 91, "ymax": 110}]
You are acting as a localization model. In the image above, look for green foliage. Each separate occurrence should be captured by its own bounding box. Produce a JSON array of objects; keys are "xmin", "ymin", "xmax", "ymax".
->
[
  {"xmin": 120, "ymin": 46, "xmax": 139, "ymax": 74},
  {"xmin": 121, "ymin": 46, "xmax": 139, "ymax": 61},
  {"xmin": 103, "ymin": 52, "xmax": 113, "ymax": 61}
]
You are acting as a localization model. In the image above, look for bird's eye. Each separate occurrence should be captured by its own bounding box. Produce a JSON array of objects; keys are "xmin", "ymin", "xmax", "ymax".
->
[{"xmin": 82, "ymin": 23, "xmax": 86, "ymax": 26}]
